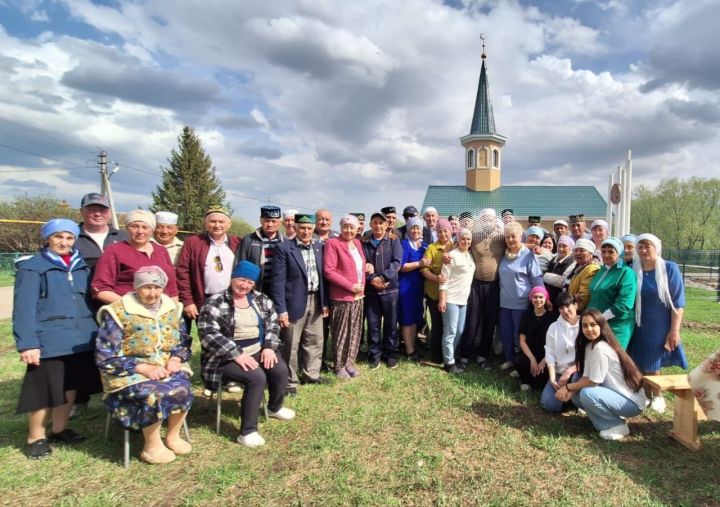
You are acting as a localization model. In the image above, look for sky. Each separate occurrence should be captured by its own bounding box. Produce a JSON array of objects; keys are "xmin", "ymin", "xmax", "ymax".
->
[{"xmin": 1, "ymin": 0, "xmax": 719, "ymax": 226}]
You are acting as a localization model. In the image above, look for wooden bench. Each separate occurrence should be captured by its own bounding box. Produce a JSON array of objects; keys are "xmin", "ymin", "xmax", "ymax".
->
[{"xmin": 644, "ymin": 374, "xmax": 707, "ymax": 451}]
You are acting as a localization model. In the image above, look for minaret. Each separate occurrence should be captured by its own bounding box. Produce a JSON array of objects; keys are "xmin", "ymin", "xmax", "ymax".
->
[{"xmin": 460, "ymin": 36, "xmax": 506, "ymax": 192}]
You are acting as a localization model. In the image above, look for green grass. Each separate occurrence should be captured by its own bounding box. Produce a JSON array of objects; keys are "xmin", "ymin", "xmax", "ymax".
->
[
  {"xmin": 0, "ymin": 272, "xmax": 14, "ymax": 287},
  {"xmin": 0, "ymin": 306, "xmax": 718, "ymax": 505}
]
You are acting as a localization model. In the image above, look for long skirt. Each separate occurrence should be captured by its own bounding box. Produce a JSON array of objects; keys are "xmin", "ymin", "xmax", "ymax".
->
[
  {"xmin": 104, "ymin": 372, "xmax": 194, "ymax": 429},
  {"xmin": 331, "ymin": 299, "xmax": 364, "ymax": 371}
]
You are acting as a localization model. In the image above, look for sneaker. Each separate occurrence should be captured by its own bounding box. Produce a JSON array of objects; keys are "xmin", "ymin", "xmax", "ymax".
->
[
  {"xmin": 344, "ymin": 365, "xmax": 360, "ymax": 378},
  {"xmin": 386, "ymin": 357, "xmax": 399, "ymax": 369},
  {"xmin": 24, "ymin": 439, "xmax": 52, "ymax": 459},
  {"xmin": 650, "ymin": 395, "xmax": 666, "ymax": 414},
  {"xmin": 225, "ymin": 382, "xmax": 242, "ymax": 393},
  {"xmin": 520, "ymin": 383, "xmax": 531, "ymax": 391},
  {"xmin": 369, "ymin": 359, "xmax": 381, "ymax": 370},
  {"xmin": 237, "ymin": 431, "xmax": 265, "ymax": 448},
  {"xmin": 509, "ymin": 370, "xmax": 520, "ymax": 378},
  {"xmin": 577, "ymin": 408, "xmax": 587, "ymax": 416},
  {"xmin": 47, "ymin": 429, "xmax": 85, "ymax": 444},
  {"xmin": 203, "ymin": 388, "xmax": 213, "ymax": 397},
  {"xmin": 599, "ymin": 423, "xmax": 630, "ymax": 441},
  {"xmin": 336, "ymin": 368, "xmax": 352, "ymax": 380},
  {"xmin": 445, "ymin": 363, "xmax": 464, "ymax": 374},
  {"xmin": 500, "ymin": 361, "xmax": 514, "ymax": 371},
  {"xmin": 268, "ymin": 407, "xmax": 296, "ymax": 421}
]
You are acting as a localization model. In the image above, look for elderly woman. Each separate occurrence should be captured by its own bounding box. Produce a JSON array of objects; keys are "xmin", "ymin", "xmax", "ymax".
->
[
  {"xmin": 14, "ymin": 219, "xmax": 101, "ymax": 459},
  {"xmin": 93, "ymin": 210, "xmax": 178, "ymax": 304},
  {"xmin": 621, "ymin": 234, "xmax": 638, "ymax": 267},
  {"xmin": 96, "ymin": 266, "xmax": 193, "ymax": 464},
  {"xmin": 421, "ymin": 219, "xmax": 453, "ymax": 363},
  {"xmin": 323, "ymin": 215, "xmax": 367, "ymax": 378},
  {"xmin": 543, "ymin": 235, "xmax": 577, "ymax": 306},
  {"xmin": 498, "ymin": 222, "xmax": 544, "ymax": 370},
  {"xmin": 525, "ymin": 226, "xmax": 552, "ymax": 273},
  {"xmin": 567, "ymin": 238, "xmax": 600, "ymax": 312},
  {"xmin": 438, "ymin": 228, "xmax": 475, "ymax": 373},
  {"xmin": 627, "ymin": 234, "xmax": 687, "ymax": 412},
  {"xmin": 398, "ymin": 216, "xmax": 429, "ymax": 360},
  {"xmin": 590, "ymin": 220, "xmax": 609, "ymax": 255},
  {"xmin": 588, "ymin": 237, "xmax": 637, "ymax": 349},
  {"xmin": 199, "ymin": 261, "xmax": 294, "ymax": 448}
]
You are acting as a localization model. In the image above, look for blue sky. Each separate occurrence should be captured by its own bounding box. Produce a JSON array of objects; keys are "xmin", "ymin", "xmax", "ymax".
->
[{"xmin": 1, "ymin": 0, "xmax": 718, "ymax": 225}]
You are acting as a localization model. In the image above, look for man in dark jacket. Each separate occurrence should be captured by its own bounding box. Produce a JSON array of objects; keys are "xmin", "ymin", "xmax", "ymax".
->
[
  {"xmin": 271, "ymin": 213, "xmax": 329, "ymax": 395},
  {"xmin": 235, "ymin": 205, "xmax": 286, "ymax": 295},
  {"xmin": 75, "ymin": 193, "xmax": 128, "ymax": 270},
  {"xmin": 363, "ymin": 212, "xmax": 403, "ymax": 369}
]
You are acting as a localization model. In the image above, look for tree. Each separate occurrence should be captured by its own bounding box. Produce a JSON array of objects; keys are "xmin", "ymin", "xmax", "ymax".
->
[
  {"xmin": 151, "ymin": 126, "xmax": 230, "ymax": 232},
  {"xmin": 0, "ymin": 194, "xmax": 80, "ymax": 251},
  {"xmin": 631, "ymin": 177, "xmax": 720, "ymax": 250}
]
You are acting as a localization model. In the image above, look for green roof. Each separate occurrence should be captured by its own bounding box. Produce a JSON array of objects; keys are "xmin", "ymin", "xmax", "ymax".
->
[
  {"xmin": 421, "ymin": 185, "xmax": 607, "ymax": 218},
  {"xmin": 470, "ymin": 58, "xmax": 497, "ymax": 135}
]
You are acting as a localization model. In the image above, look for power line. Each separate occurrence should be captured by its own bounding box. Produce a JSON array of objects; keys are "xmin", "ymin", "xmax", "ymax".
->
[
  {"xmin": 0, "ymin": 166, "xmax": 95, "ymax": 173},
  {"xmin": 113, "ymin": 162, "xmax": 162, "ymax": 177},
  {"xmin": 0, "ymin": 142, "xmax": 89, "ymax": 168}
]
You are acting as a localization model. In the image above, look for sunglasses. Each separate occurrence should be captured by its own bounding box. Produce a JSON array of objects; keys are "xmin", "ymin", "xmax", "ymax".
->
[{"xmin": 214, "ymin": 256, "xmax": 223, "ymax": 272}]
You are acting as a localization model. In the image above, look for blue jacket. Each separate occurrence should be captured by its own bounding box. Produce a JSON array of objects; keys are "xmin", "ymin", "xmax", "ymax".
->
[
  {"xmin": 271, "ymin": 239, "xmax": 327, "ymax": 321},
  {"xmin": 13, "ymin": 250, "xmax": 97, "ymax": 358},
  {"xmin": 363, "ymin": 234, "xmax": 403, "ymax": 295}
]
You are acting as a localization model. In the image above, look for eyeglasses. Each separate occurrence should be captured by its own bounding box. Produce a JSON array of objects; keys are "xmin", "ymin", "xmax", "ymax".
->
[{"xmin": 214, "ymin": 255, "xmax": 223, "ymax": 272}]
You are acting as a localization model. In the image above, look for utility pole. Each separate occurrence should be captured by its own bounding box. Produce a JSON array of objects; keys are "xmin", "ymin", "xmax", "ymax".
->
[{"xmin": 98, "ymin": 150, "xmax": 119, "ymax": 229}]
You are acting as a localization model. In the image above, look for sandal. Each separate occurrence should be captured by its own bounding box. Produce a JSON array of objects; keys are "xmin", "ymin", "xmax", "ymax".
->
[
  {"xmin": 47, "ymin": 429, "xmax": 86, "ymax": 443},
  {"xmin": 24, "ymin": 439, "xmax": 52, "ymax": 459}
]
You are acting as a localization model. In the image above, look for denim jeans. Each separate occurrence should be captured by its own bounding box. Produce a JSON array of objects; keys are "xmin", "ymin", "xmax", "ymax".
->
[
  {"xmin": 498, "ymin": 307, "xmax": 524, "ymax": 361},
  {"xmin": 442, "ymin": 303, "xmax": 467, "ymax": 365},
  {"xmin": 572, "ymin": 386, "xmax": 643, "ymax": 431},
  {"xmin": 541, "ymin": 374, "xmax": 565, "ymax": 413}
]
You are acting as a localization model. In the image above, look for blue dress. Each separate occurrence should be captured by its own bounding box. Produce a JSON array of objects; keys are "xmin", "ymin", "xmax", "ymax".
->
[
  {"xmin": 628, "ymin": 260, "xmax": 688, "ymax": 372},
  {"xmin": 399, "ymin": 239, "xmax": 427, "ymax": 326}
]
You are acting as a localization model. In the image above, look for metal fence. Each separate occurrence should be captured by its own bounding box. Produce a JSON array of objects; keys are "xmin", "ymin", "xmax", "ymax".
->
[{"xmin": 663, "ymin": 249, "xmax": 720, "ymax": 304}]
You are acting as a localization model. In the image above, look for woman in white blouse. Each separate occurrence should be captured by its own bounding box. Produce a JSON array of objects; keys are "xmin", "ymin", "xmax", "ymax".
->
[{"xmin": 438, "ymin": 228, "xmax": 475, "ymax": 374}]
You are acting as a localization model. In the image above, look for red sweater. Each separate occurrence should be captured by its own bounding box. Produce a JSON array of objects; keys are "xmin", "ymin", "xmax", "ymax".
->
[
  {"xmin": 323, "ymin": 237, "xmax": 366, "ymax": 302},
  {"xmin": 175, "ymin": 233, "xmax": 241, "ymax": 309}
]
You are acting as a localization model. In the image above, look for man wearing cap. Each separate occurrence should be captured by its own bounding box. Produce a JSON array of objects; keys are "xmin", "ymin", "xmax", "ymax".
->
[
  {"xmin": 569, "ymin": 214, "xmax": 592, "ymax": 241},
  {"xmin": 553, "ymin": 220, "xmax": 569, "ymax": 241},
  {"xmin": 271, "ymin": 213, "xmax": 329, "ymax": 394},
  {"xmin": 396, "ymin": 205, "xmax": 419, "ymax": 241},
  {"xmin": 351, "ymin": 213, "xmax": 366, "ymax": 239},
  {"xmin": 313, "ymin": 209, "xmax": 339, "ymax": 242},
  {"xmin": 236, "ymin": 205, "xmax": 286, "ymax": 295},
  {"xmin": 75, "ymin": 192, "xmax": 128, "ymax": 270},
  {"xmin": 283, "ymin": 209, "xmax": 298, "ymax": 240},
  {"xmin": 501, "ymin": 209, "xmax": 515, "ymax": 225},
  {"xmin": 176, "ymin": 205, "xmax": 242, "ymax": 326},
  {"xmin": 363, "ymin": 212, "xmax": 403, "ymax": 369},
  {"xmin": 423, "ymin": 207, "xmax": 439, "ymax": 244},
  {"xmin": 448, "ymin": 215, "xmax": 460, "ymax": 241},
  {"xmin": 567, "ymin": 238, "xmax": 601, "ymax": 311},
  {"xmin": 151, "ymin": 211, "xmax": 184, "ymax": 264}
]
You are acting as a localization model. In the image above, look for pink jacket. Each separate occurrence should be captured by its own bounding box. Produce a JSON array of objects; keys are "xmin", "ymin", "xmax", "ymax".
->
[{"xmin": 323, "ymin": 237, "xmax": 366, "ymax": 301}]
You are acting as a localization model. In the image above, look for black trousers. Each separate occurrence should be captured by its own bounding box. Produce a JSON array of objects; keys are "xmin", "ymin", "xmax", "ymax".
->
[
  {"xmin": 459, "ymin": 279, "xmax": 499, "ymax": 360},
  {"xmin": 512, "ymin": 354, "xmax": 549, "ymax": 389},
  {"xmin": 221, "ymin": 352, "xmax": 288, "ymax": 435},
  {"xmin": 426, "ymin": 296, "xmax": 443, "ymax": 362}
]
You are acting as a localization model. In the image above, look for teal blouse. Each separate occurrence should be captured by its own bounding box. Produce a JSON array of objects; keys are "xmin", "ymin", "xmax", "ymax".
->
[{"xmin": 588, "ymin": 260, "xmax": 637, "ymax": 349}]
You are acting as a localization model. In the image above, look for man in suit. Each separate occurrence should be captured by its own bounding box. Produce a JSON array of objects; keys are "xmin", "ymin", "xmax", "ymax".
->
[{"xmin": 271, "ymin": 213, "xmax": 329, "ymax": 395}]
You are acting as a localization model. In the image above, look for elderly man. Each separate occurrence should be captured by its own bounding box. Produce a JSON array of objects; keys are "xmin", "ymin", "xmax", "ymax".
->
[
  {"xmin": 75, "ymin": 193, "xmax": 128, "ymax": 270},
  {"xmin": 283, "ymin": 209, "xmax": 298, "ymax": 239},
  {"xmin": 363, "ymin": 212, "xmax": 403, "ymax": 369},
  {"xmin": 501, "ymin": 208, "xmax": 515, "ymax": 225},
  {"xmin": 313, "ymin": 209, "xmax": 339, "ymax": 242},
  {"xmin": 351, "ymin": 213, "xmax": 366, "ymax": 239},
  {"xmin": 422, "ymin": 206, "xmax": 439, "ymax": 244},
  {"xmin": 553, "ymin": 220, "xmax": 569, "ymax": 241},
  {"xmin": 151, "ymin": 211, "xmax": 184, "ymax": 264},
  {"xmin": 396, "ymin": 205, "xmax": 419, "ymax": 240},
  {"xmin": 176, "ymin": 205, "xmax": 242, "ymax": 325},
  {"xmin": 236, "ymin": 205, "xmax": 286, "ymax": 295},
  {"xmin": 271, "ymin": 213, "xmax": 329, "ymax": 395},
  {"xmin": 569, "ymin": 214, "xmax": 592, "ymax": 241}
]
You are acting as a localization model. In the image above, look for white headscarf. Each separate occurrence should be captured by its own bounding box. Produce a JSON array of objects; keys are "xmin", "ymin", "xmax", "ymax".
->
[{"xmin": 633, "ymin": 233, "xmax": 676, "ymax": 326}]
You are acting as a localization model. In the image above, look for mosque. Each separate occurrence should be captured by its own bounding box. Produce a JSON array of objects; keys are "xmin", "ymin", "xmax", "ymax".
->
[{"xmin": 420, "ymin": 44, "xmax": 607, "ymax": 231}]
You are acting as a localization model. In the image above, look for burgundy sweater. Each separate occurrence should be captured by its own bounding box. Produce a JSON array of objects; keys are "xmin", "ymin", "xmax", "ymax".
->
[{"xmin": 323, "ymin": 237, "xmax": 366, "ymax": 302}]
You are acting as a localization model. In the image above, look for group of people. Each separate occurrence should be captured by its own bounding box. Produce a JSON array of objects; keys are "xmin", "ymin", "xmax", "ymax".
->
[{"xmin": 11, "ymin": 192, "xmax": 711, "ymax": 464}]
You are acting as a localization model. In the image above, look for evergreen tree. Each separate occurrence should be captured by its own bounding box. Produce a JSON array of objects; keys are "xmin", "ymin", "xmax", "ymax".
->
[{"xmin": 151, "ymin": 126, "xmax": 230, "ymax": 231}]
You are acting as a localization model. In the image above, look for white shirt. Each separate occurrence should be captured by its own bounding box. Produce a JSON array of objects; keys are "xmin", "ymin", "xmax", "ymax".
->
[
  {"xmin": 203, "ymin": 237, "xmax": 235, "ymax": 295},
  {"xmin": 439, "ymin": 249, "xmax": 475, "ymax": 305},
  {"xmin": 584, "ymin": 340, "xmax": 647, "ymax": 409},
  {"xmin": 85, "ymin": 230, "xmax": 109, "ymax": 251},
  {"xmin": 544, "ymin": 316, "xmax": 579, "ymax": 373}
]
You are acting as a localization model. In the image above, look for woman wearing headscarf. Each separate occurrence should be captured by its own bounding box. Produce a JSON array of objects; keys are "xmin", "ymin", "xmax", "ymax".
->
[
  {"xmin": 96, "ymin": 266, "xmax": 193, "ymax": 464},
  {"xmin": 498, "ymin": 222, "xmax": 544, "ymax": 370},
  {"xmin": 587, "ymin": 237, "xmax": 637, "ymax": 349},
  {"xmin": 567, "ymin": 238, "xmax": 600, "ymax": 312},
  {"xmin": 92, "ymin": 210, "xmax": 178, "ymax": 304},
  {"xmin": 398, "ymin": 216, "xmax": 429, "ymax": 360},
  {"xmin": 543, "ymin": 235, "xmax": 577, "ymax": 306},
  {"xmin": 199, "ymin": 260, "xmax": 294, "ymax": 448},
  {"xmin": 323, "ymin": 215, "xmax": 367, "ymax": 379},
  {"xmin": 621, "ymin": 234, "xmax": 638, "ymax": 267},
  {"xmin": 421, "ymin": 218, "xmax": 453, "ymax": 363},
  {"xmin": 525, "ymin": 226, "xmax": 553, "ymax": 274},
  {"xmin": 13, "ymin": 219, "xmax": 101, "ymax": 459},
  {"xmin": 627, "ymin": 234, "xmax": 687, "ymax": 412}
]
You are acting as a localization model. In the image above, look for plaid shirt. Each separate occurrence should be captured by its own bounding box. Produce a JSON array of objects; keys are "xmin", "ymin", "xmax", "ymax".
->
[
  {"xmin": 297, "ymin": 238, "xmax": 320, "ymax": 292},
  {"xmin": 197, "ymin": 289, "xmax": 281, "ymax": 390}
]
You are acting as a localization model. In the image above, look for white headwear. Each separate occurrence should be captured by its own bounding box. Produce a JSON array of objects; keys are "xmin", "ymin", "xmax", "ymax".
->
[
  {"xmin": 423, "ymin": 206, "xmax": 437, "ymax": 215},
  {"xmin": 633, "ymin": 233, "xmax": 676, "ymax": 326},
  {"xmin": 155, "ymin": 211, "xmax": 178, "ymax": 225},
  {"xmin": 283, "ymin": 209, "xmax": 298, "ymax": 219}
]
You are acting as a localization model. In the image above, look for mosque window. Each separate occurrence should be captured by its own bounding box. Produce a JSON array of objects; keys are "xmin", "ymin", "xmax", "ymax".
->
[
  {"xmin": 467, "ymin": 148, "xmax": 474, "ymax": 169},
  {"xmin": 492, "ymin": 149, "xmax": 499, "ymax": 168}
]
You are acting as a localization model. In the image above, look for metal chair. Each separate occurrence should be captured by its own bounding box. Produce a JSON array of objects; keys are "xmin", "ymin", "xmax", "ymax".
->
[
  {"xmin": 207, "ymin": 382, "xmax": 268, "ymax": 435},
  {"xmin": 104, "ymin": 412, "xmax": 191, "ymax": 468}
]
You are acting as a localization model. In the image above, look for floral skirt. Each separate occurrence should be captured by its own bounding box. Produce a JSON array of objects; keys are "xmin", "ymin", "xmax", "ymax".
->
[{"xmin": 104, "ymin": 372, "xmax": 194, "ymax": 429}]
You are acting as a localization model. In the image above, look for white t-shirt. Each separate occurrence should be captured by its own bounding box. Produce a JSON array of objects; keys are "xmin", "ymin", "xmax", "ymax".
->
[
  {"xmin": 203, "ymin": 238, "xmax": 235, "ymax": 295},
  {"xmin": 439, "ymin": 249, "xmax": 475, "ymax": 305},
  {"xmin": 86, "ymin": 230, "xmax": 109, "ymax": 251},
  {"xmin": 584, "ymin": 340, "xmax": 647, "ymax": 409}
]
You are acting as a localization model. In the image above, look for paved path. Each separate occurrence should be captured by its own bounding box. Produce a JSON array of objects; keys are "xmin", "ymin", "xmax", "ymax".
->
[{"xmin": 0, "ymin": 286, "xmax": 12, "ymax": 319}]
